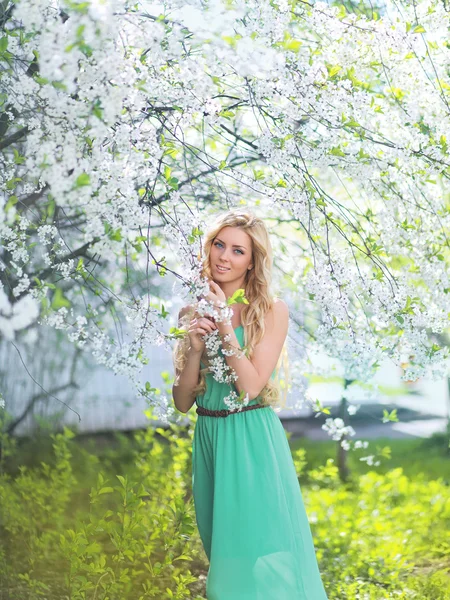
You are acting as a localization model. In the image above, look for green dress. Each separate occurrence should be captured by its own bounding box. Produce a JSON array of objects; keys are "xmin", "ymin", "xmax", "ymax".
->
[{"xmin": 192, "ymin": 325, "xmax": 328, "ymax": 600}]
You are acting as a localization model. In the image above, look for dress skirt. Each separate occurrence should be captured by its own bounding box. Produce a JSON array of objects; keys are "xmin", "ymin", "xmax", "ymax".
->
[{"xmin": 191, "ymin": 326, "xmax": 328, "ymax": 600}]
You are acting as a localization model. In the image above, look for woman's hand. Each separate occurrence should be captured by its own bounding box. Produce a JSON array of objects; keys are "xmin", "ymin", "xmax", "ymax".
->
[
  {"xmin": 205, "ymin": 280, "xmax": 227, "ymax": 309},
  {"xmin": 188, "ymin": 281, "xmax": 228, "ymax": 352},
  {"xmin": 188, "ymin": 313, "xmax": 218, "ymax": 353}
]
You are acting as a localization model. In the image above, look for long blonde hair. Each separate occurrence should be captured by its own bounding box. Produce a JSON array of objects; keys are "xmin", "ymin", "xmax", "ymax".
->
[{"xmin": 173, "ymin": 210, "xmax": 289, "ymax": 409}]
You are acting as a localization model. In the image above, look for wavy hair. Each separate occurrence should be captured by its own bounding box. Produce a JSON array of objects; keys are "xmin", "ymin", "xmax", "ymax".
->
[{"xmin": 173, "ymin": 210, "xmax": 289, "ymax": 410}]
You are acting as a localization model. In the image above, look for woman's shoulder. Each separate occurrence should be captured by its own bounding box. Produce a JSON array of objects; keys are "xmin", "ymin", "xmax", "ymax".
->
[
  {"xmin": 269, "ymin": 297, "xmax": 290, "ymax": 331},
  {"xmin": 264, "ymin": 297, "xmax": 289, "ymax": 331},
  {"xmin": 272, "ymin": 297, "xmax": 289, "ymax": 318}
]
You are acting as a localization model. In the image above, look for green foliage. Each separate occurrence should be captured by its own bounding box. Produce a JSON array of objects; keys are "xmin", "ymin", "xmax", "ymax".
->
[
  {"xmin": 226, "ymin": 287, "xmax": 248, "ymax": 305},
  {"xmin": 0, "ymin": 420, "xmax": 449, "ymax": 599},
  {"xmin": 306, "ymin": 460, "xmax": 450, "ymax": 598},
  {"xmin": 0, "ymin": 419, "xmax": 206, "ymax": 600}
]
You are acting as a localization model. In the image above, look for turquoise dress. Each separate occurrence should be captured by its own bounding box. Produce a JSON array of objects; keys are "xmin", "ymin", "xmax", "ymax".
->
[{"xmin": 192, "ymin": 325, "xmax": 328, "ymax": 599}]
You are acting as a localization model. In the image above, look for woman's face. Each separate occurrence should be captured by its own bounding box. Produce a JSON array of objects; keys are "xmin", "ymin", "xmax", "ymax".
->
[{"xmin": 210, "ymin": 226, "xmax": 253, "ymax": 281}]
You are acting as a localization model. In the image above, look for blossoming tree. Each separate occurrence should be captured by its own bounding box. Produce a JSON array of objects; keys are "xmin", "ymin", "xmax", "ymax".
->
[{"xmin": 1, "ymin": 0, "xmax": 450, "ymax": 458}]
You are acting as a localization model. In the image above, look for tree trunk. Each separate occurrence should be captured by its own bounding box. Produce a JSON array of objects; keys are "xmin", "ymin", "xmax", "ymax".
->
[{"xmin": 337, "ymin": 378, "xmax": 352, "ymax": 483}]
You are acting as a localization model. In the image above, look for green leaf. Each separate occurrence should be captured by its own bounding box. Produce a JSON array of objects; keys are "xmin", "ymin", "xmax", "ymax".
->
[
  {"xmin": 92, "ymin": 101, "xmax": 103, "ymax": 120},
  {"xmin": 328, "ymin": 65, "xmax": 342, "ymax": 78},
  {"xmin": 75, "ymin": 172, "xmax": 90, "ymax": 187},
  {"xmin": 110, "ymin": 229, "xmax": 123, "ymax": 242},
  {"xmin": 227, "ymin": 288, "xmax": 248, "ymax": 305},
  {"xmin": 218, "ymin": 109, "xmax": 235, "ymax": 119},
  {"xmin": 51, "ymin": 288, "xmax": 71, "ymax": 310},
  {"xmin": 6, "ymin": 177, "xmax": 21, "ymax": 191},
  {"xmin": 116, "ymin": 475, "xmax": 126, "ymax": 488},
  {"xmin": 51, "ymin": 80, "xmax": 67, "ymax": 91},
  {"xmin": 5, "ymin": 195, "xmax": 18, "ymax": 212},
  {"xmin": 329, "ymin": 146, "xmax": 346, "ymax": 157},
  {"xmin": 168, "ymin": 177, "xmax": 179, "ymax": 190},
  {"xmin": 382, "ymin": 409, "xmax": 399, "ymax": 423},
  {"xmin": 188, "ymin": 226, "xmax": 203, "ymax": 244},
  {"xmin": 283, "ymin": 39, "xmax": 302, "ymax": 53},
  {"xmin": 33, "ymin": 75, "xmax": 49, "ymax": 85},
  {"xmin": 145, "ymin": 381, "xmax": 157, "ymax": 393},
  {"xmin": 62, "ymin": 427, "xmax": 75, "ymax": 439},
  {"xmin": 169, "ymin": 326, "xmax": 187, "ymax": 339}
]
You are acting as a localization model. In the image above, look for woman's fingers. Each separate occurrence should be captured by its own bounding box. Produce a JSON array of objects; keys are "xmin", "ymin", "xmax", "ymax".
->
[
  {"xmin": 191, "ymin": 328, "xmax": 207, "ymax": 336},
  {"xmin": 189, "ymin": 322, "xmax": 215, "ymax": 336},
  {"xmin": 192, "ymin": 316, "xmax": 217, "ymax": 332}
]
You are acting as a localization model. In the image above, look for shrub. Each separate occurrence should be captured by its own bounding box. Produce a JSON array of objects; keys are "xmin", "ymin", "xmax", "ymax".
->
[
  {"xmin": 0, "ymin": 421, "xmax": 206, "ymax": 600},
  {"xmin": 0, "ymin": 418, "xmax": 449, "ymax": 599},
  {"xmin": 305, "ymin": 459, "xmax": 450, "ymax": 599}
]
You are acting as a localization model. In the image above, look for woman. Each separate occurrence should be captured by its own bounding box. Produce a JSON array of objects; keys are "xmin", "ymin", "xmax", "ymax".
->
[{"xmin": 172, "ymin": 210, "xmax": 328, "ymax": 600}]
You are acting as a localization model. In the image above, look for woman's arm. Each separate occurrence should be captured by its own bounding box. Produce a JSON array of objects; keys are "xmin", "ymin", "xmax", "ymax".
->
[
  {"xmin": 172, "ymin": 305, "xmax": 202, "ymax": 414},
  {"xmin": 217, "ymin": 299, "xmax": 289, "ymax": 401}
]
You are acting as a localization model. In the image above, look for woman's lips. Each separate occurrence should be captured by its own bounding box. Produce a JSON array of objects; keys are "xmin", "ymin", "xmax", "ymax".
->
[{"xmin": 216, "ymin": 264, "xmax": 230, "ymax": 273}]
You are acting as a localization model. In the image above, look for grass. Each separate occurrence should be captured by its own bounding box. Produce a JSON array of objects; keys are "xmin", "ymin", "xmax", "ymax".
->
[
  {"xmin": 289, "ymin": 430, "xmax": 450, "ymax": 483},
  {"xmin": 9, "ymin": 427, "xmax": 450, "ymax": 484}
]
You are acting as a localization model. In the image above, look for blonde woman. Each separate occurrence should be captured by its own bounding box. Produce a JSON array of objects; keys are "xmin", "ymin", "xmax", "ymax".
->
[{"xmin": 172, "ymin": 210, "xmax": 328, "ymax": 599}]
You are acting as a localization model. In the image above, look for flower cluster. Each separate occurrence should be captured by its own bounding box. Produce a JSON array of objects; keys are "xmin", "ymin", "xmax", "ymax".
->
[
  {"xmin": 189, "ymin": 296, "xmax": 249, "ymax": 408},
  {"xmin": 322, "ymin": 417, "xmax": 356, "ymax": 442}
]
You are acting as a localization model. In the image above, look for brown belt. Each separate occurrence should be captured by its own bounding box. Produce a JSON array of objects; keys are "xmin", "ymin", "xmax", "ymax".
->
[{"xmin": 196, "ymin": 403, "xmax": 267, "ymax": 418}]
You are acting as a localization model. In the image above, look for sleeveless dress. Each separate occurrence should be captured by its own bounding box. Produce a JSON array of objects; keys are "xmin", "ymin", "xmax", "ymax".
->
[{"xmin": 192, "ymin": 325, "xmax": 328, "ymax": 600}]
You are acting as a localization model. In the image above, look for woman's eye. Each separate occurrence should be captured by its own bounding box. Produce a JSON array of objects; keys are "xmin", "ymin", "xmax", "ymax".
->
[{"xmin": 214, "ymin": 241, "xmax": 243, "ymax": 254}]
